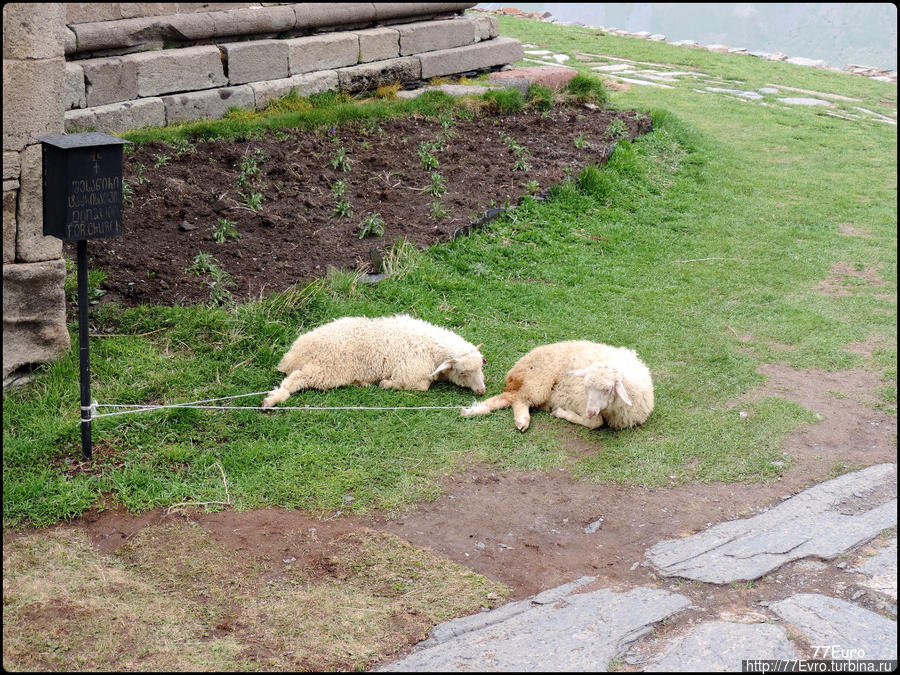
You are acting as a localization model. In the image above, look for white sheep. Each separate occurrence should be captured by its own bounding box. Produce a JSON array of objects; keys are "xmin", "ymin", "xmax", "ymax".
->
[
  {"xmin": 261, "ymin": 314, "xmax": 486, "ymax": 407},
  {"xmin": 461, "ymin": 340, "xmax": 653, "ymax": 431}
]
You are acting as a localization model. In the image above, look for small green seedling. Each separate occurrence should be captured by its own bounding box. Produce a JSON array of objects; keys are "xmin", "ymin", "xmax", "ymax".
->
[{"xmin": 358, "ymin": 212, "xmax": 386, "ymax": 238}]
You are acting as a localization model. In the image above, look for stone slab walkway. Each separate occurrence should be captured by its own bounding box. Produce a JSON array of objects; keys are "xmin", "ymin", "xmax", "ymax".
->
[{"xmin": 377, "ymin": 464, "xmax": 898, "ymax": 671}]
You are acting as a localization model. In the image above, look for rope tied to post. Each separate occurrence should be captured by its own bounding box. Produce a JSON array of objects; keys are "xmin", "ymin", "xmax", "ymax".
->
[{"xmin": 90, "ymin": 390, "xmax": 473, "ymax": 420}]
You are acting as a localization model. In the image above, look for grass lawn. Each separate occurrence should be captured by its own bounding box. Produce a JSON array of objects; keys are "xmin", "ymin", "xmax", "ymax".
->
[{"xmin": 3, "ymin": 16, "xmax": 896, "ymax": 530}]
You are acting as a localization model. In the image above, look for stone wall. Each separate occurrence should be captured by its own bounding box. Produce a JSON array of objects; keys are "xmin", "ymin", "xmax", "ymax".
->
[
  {"xmin": 62, "ymin": 3, "xmax": 522, "ymax": 134},
  {"xmin": 3, "ymin": 3, "xmax": 71, "ymax": 384},
  {"xmin": 2, "ymin": 3, "xmax": 523, "ymax": 383}
]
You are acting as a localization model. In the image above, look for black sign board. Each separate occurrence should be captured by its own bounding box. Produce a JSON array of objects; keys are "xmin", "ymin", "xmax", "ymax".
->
[
  {"xmin": 36, "ymin": 132, "xmax": 130, "ymax": 241},
  {"xmin": 36, "ymin": 132, "xmax": 131, "ymax": 461}
]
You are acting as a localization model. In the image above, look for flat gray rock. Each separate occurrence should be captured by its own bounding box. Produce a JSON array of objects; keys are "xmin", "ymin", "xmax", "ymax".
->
[
  {"xmin": 644, "ymin": 621, "xmax": 799, "ymax": 671},
  {"xmin": 856, "ymin": 538, "xmax": 897, "ymax": 601},
  {"xmin": 770, "ymin": 593, "xmax": 897, "ymax": 660},
  {"xmin": 778, "ymin": 97, "xmax": 832, "ymax": 106},
  {"xmin": 705, "ymin": 86, "xmax": 763, "ymax": 99},
  {"xmin": 378, "ymin": 583, "xmax": 690, "ymax": 672},
  {"xmin": 646, "ymin": 464, "xmax": 897, "ymax": 583}
]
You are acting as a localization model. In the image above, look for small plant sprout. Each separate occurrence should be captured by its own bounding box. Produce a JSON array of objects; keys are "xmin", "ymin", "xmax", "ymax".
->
[
  {"xmin": 427, "ymin": 172, "xmax": 447, "ymax": 197},
  {"xmin": 417, "ymin": 143, "xmax": 439, "ymax": 171},
  {"xmin": 122, "ymin": 180, "xmax": 133, "ymax": 205},
  {"xmin": 333, "ymin": 200, "xmax": 352, "ymax": 218},
  {"xmin": 608, "ymin": 119, "xmax": 628, "ymax": 139},
  {"xmin": 331, "ymin": 147, "xmax": 351, "ymax": 171},
  {"xmin": 187, "ymin": 252, "xmax": 217, "ymax": 275},
  {"xmin": 513, "ymin": 157, "xmax": 531, "ymax": 172},
  {"xmin": 212, "ymin": 217, "xmax": 240, "ymax": 243},
  {"xmin": 524, "ymin": 179, "xmax": 540, "ymax": 194},
  {"xmin": 153, "ymin": 154, "xmax": 170, "ymax": 168},
  {"xmin": 330, "ymin": 180, "xmax": 348, "ymax": 199},
  {"xmin": 574, "ymin": 133, "xmax": 591, "ymax": 149},
  {"xmin": 239, "ymin": 190, "xmax": 263, "ymax": 211},
  {"xmin": 358, "ymin": 212, "xmax": 386, "ymax": 239},
  {"xmin": 186, "ymin": 253, "xmax": 234, "ymax": 305},
  {"xmin": 430, "ymin": 201, "xmax": 449, "ymax": 221},
  {"xmin": 236, "ymin": 151, "xmax": 264, "ymax": 188}
]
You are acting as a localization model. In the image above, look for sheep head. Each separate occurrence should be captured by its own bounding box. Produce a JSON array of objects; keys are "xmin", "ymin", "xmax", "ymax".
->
[
  {"xmin": 430, "ymin": 344, "xmax": 486, "ymax": 394},
  {"xmin": 569, "ymin": 363, "xmax": 632, "ymax": 418}
]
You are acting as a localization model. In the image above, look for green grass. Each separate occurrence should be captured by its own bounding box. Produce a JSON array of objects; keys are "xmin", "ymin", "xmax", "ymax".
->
[{"xmin": 3, "ymin": 19, "xmax": 896, "ymax": 528}]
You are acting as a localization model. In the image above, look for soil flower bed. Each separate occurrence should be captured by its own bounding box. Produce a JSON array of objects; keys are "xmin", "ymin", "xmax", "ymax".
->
[{"xmin": 77, "ymin": 103, "xmax": 652, "ymax": 307}]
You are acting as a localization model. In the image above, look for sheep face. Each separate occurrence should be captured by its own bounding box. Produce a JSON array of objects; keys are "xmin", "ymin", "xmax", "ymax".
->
[
  {"xmin": 430, "ymin": 348, "xmax": 486, "ymax": 395},
  {"xmin": 570, "ymin": 364, "xmax": 632, "ymax": 418}
]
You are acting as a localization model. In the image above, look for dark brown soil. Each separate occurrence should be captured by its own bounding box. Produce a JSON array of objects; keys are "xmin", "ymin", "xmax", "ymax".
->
[{"xmin": 69, "ymin": 104, "xmax": 650, "ymax": 307}]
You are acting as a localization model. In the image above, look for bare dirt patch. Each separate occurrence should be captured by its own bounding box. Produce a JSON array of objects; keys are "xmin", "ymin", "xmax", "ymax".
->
[{"xmin": 70, "ymin": 104, "xmax": 649, "ymax": 307}]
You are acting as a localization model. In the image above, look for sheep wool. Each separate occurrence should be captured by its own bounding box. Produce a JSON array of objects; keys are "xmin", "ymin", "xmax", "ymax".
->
[
  {"xmin": 262, "ymin": 314, "xmax": 486, "ymax": 407},
  {"xmin": 461, "ymin": 340, "xmax": 653, "ymax": 431}
]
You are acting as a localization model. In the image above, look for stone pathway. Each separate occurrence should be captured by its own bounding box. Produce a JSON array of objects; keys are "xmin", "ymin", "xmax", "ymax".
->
[
  {"xmin": 521, "ymin": 46, "xmax": 897, "ymax": 126},
  {"xmin": 377, "ymin": 464, "xmax": 897, "ymax": 671}
]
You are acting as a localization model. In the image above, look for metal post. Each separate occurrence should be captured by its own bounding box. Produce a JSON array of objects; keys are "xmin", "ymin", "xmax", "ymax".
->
[{"xmin": 77, "ymin": 239, "xmax": 92, "ymax": 461}]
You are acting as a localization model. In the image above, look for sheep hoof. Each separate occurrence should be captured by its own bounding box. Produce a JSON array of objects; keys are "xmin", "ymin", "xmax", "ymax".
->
[{"xmin": 515, "ymin": 418, "xmax": 530, "ymax": 432}]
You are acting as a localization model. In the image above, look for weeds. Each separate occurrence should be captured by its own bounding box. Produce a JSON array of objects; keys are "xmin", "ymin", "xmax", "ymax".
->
[
  {"xmin": 331, "ymin": 146, "xmax": 351, "ymax": 171},
  {"xmin": 566, "ymin": 73, "xmax": 609, "ymax": 104},
  {"xmin": 186, "ymin": 253, "xmax": 234, "ymax": 305},
  {"xmin": 427, "ymin": 172, "xmax": 447, "ymax": 197},
  {"xmin": 358, "ymin": 212, "xmax": 386, "ymax": 239},
  {"xmin": 607, "ymin": 119, "xmax": 628, "ymax": 139},
  {"xmin": 330, "ymin": 180, "xmax": 348, "ymax": 199},
  {"xmin": 430, "ymin": 201, "xmax": 449, "ymax": 221},
  {"xmin": 239, "ymin": 189, "xmax": 263, "ymax": 211},
  {"xmin": 333, "ymin": 200, "xmax": 353, "ymax": 218},
  {"xmin": 574, "ymin": 133, "xmax": 591, "ymax": 149},
  {"xmin": 211, "ymin": 217, "xmax": 240, "ymax": 243},
  {"xmin": 417, "ymin": 143, "xmax": 439, "ymax": 171}
]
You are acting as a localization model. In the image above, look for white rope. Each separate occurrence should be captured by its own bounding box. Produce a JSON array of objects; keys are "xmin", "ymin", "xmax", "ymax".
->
[{"xmin": 89, "ymin": 390, "xmax": 470, "ymax": 420}]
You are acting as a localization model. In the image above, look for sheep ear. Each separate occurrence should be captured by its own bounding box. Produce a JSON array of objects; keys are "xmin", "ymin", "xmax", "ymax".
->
[
  {"xmin": 430, "ymin": 359, "xmax": 455, "ymax": 378},
  {"xmin": 615, "ymin": 380, "xmax": 633, "ymax": 406},
  {"xmin": 568, "ymin": 368, "xmax": 588, "ymax": 378}
]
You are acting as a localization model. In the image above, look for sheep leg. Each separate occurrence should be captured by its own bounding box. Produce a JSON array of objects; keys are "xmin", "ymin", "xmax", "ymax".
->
[
  {"xmin": 262, "ymin": 368, "xmax": 313, "ymax": 408},
  {"xmin": 512, "ymin": 399, "xmax": 532, "ymax": 432},
  {"xmin": 552, "ymin": 407, "xmax": 604, "ymax": 429},
  {"xmin": 460, "ymin": 392, "xmax": 514, "ymax": 417},
  {"xmin": 380, "ymin": 377, "xmax": 431, "ymax": 391}
]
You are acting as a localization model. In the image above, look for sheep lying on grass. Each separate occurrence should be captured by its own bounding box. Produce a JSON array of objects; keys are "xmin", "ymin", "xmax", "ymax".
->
[
  {"xmin": 261, "ymin": 314, "xmax": 486, "ymax": 407},
  {"xmin": 461, "ymin": 340, "xmax": 653, "ymax": 432}
]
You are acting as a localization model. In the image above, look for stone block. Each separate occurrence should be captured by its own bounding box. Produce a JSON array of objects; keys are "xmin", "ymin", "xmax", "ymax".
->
[
  {"xmin": 250, "ymin": 70, "xmax": 338, "ymax": 109},
  {"xmin": 418, "ymin": 37, "xmax": 524, "ymax": 79},
  {"xmin": 64, "ymin": 97, "xmax": 166, "ymax": 134},
  {"xmin": 16, "ymin": 144, "xmax": 61, "ymax": 263},
  {"xmin": 209, "ymin": 5, "xmax": 297, "ymax": 38},
  {"xmin": 70, "ymin": 18, "xmax": 161, "ymax": 54},
  {"xmin": 65, "ymin": 62, "xmax": 86, "ymax": 109},
  {"xmin": 120, "ymin": 4, "xmax": 188, "ymax": 19},
  {"xmin": 294, "ymin": 3, "xmax": 377, "ymax": 31},
  {"xmin": 471, "ymin": 14, "xmax": 498, "ymax": 41},
  {"xmin": 287, "ymin": 33, "xmax": 359, "ymax": 75},
  {"xmin": 2, "ymin": 3, "xmax": 66, "ymax": 59},
  {"xmin": 3, "ymin": 152, "xmax": 21, "ymax": 181},
  {"xmin": 489, "ymin": 65, "xmax": 577, "ymax": 91},
  {"xmin": 395, "ymin": 18, "xmax": 476, "ymax": 56},
  {"xmin": 2, "ymin": 259, "xmax": 71, "ymax": 380},
  {"xmin": 163, "ymin": 85, "xmax": 255, "ymax": 123},
  {"xmin": 3, "ymin": 187, "xmax": 16, "ymax": 263},
  {"xmin": 164, "ymin": 12, "xmax": 217, "ymax": 41},
  {"xmin": 373, "ymin": 3, "xmax": 475, "ymax": 24},
  {"xmin": 2, "ymin": 57, "xmax": 65, "ymax": 152},
  {"xmin": 64, "ymin": 27, "xmax": 77, "ymax": 55},
  {"xmin": 336, "ymin": 56, "xmax": 420, "ymax": 93},
  {"xmin": 80, "ymin": 56, "xmax": 139, "ymax": 107},
  {"xmin": 66, "ymin": 3, "xmax": 123, "ymax": 24},
  {"xmin": 220, "ymin": 40, "xmax": 289, "ymax": 85},
  {"xmin": 356, "ymin": 27, "xmax": 400, "ymax": 63},
  {"xmin": 128, "ymin": 46, "xmax": 227, "ymax": 96}
]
